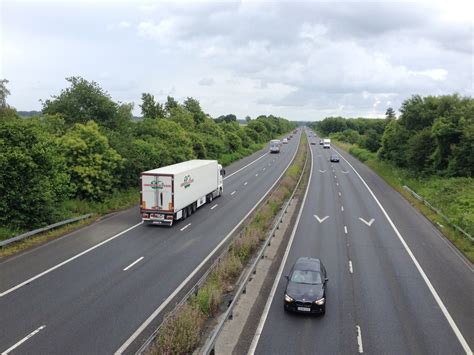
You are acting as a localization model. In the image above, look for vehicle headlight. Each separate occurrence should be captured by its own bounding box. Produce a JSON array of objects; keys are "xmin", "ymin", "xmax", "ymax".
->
[
  {"xmin": 284, "ymin": 294, "xmax": 294, "ymax": 302},
  {"xmin": 314, "ymin": 297, "xmax": 325, "ymax": 305}
]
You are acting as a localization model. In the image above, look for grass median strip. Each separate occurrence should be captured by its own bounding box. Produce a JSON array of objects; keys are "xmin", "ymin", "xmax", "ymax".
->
[{"xmin": 149, "ymin": 134, "xmax": 308, "ymax": 355}]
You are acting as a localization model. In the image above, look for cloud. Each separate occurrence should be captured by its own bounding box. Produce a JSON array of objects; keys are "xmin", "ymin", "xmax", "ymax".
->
[
  {"xmin": 2, "ymin": 0, "xmax": 472, "ymax": 120},
  {"xmin": 198, "ymin": 78, "xmax": 215, "ymax": 86}
]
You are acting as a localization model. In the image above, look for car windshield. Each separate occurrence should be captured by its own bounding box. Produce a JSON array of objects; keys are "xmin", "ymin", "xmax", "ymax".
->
[{"xmin": 290, "ymin": 270, "xmax": 322, "ymax": 284}]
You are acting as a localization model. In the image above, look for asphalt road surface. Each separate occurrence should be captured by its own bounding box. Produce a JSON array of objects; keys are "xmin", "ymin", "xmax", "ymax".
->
[
  {"xmin": 251, "ymin": 130, "xmax": 473, "ymax": 355},
  {"xmin": 0, "ymin": 131, "xmax": 300, "ymax": 355}
]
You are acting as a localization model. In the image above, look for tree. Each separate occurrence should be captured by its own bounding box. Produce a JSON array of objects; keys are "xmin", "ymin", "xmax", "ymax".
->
[
  {"xmin": 0, "ymin": 79, "xmax": 11, "ymax": 108},
  {"xmin": 60, "ymin": 120, "xmax": 123, "ymax": 200},
  {"xmin": 360, "ymin": 129, "xmax": 381, "ymax": 152},
  {"xmin": 184, "ymin": 97, "xmax": 206, "ymax": 125},
  {"xmin": 0, "ymin": 117, "xmax": 71, "ymax": 228},
  {"xmin": 140, "ymin": 93, "xmax": 165, "ymax": 119},
  {"xmin": 42, "ymin": 77, "xmax": 120, "ymax": 129},
  {"xmin": 215, "ymin": 114, "xmax": 237, "ymax": 124},
  {"xmin": 385, "ymin": 107, "xmax": 396, "ymax": 120},
  {"xmin": 165, "ymin": 96, "xmax": 179, "ymax": 114}
]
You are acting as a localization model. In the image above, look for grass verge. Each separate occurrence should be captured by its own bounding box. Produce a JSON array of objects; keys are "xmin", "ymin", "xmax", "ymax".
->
[
  {"xmin": 0, "ymin": 188, "xmax": 139, "ymax": 259},
  {"xmin": 335, "ymin": 141, "xmax": 473, "ymax": 262},
  {"xmin": 151, "ymin": 133, "xmax": 308, "ymax": 355}
]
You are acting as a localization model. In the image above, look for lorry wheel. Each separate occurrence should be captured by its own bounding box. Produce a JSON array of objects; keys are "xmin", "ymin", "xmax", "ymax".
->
[
  {"xmin": 192, "ymin": 203, "xmax": 197, "ymax": 213},
  {"xmin": 182, "ymin": 208, "xmax": 188, "ymax": 220},
  {"xmin": 208, "ymin": 194, "xmax": 213, "ymax": 203},
  {"xmin": 187, "ymin": 206, "xmax": 192, "ymax": 216}
]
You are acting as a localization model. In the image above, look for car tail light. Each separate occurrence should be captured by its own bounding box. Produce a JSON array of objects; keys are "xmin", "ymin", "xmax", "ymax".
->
[{"xmin": 142, "ymin": 213, "xmax": 149, "ymax": 218}]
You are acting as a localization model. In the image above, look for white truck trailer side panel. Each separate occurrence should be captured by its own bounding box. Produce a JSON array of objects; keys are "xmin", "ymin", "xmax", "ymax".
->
[{"xmin": 173, "ymin": 161, "xmax": 218, "ymax": 211}]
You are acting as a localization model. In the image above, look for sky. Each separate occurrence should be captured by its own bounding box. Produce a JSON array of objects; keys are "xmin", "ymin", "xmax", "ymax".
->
[{"xmin": 1, "ymin": 0, "xmax": 473, "ymax": 121}]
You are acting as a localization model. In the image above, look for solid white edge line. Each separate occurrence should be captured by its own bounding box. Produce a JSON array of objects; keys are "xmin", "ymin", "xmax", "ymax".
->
[
  {"xmin": 224, "ymin": 152, "xmax": 269, "ymax": 180},
  {"xmin": 210, "ymin": 204, "xmax": 218, "ymax": 210},
  {"xmin": 332, "ymin": 146, "xmax": 473, "ymax": 355},
  {"xmin": 231, "ymin": 191, "xmax": 236, "ymax": 196},
  {"xmin": 115, "ymin": 134, "xmax": 302, "ymax": 355},
  {"xmin": 1, "ymin": 325, "xmax": 46, "ymax": 355},
  {"xmin": 180, "ymin": 223, "xmax": 191, "ymax": 231},
  {"xmin": 344, "ymin": 226, "xmax": 348, "ymax": 234},
  {"xmin": 123, "ymin": 257, "xmax": 144, "ymax": 271},
  {"xmin": 0, "ymin": 222, "xmax": 143, "ymax": 297},
  {"xmin": 349, "ymin": 260, "xmax": 353, "ymax": 274},
  {"xmin": 248, "ymin": 134, "xmax": 313, "ymax": 355},
  {"xmin": 356, "ymin": 325, "xmax": 364, "ymax": 353}
]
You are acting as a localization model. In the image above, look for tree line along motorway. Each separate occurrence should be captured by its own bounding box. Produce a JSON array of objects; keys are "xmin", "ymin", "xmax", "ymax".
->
[
  {"xmin": 0, "ymin": 131, "xmax": 301, "ymax": 355},
  {"xmin": 249, "ymin": 130, "xmax": 473, "ymax": 354}
]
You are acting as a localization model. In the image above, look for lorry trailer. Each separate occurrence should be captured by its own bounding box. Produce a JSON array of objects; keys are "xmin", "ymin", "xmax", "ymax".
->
[{"xmin": 141, "ymin": 160, "xmax": 224, "ymax": 226}]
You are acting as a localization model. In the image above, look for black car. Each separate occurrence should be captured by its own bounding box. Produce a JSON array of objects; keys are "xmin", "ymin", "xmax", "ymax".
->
[
  {"xmin": 284, "ymin": 257, "xmax": 328, "ymax": 315},
  {"xmin": 329, "ymin": 154, "xmax": 340, "ymax": 162},
  {"xmin": 319, "ymin": 140, "xmax": 324, "ymax": 145},
  {"xmin": 310, "ymin": 141, "xmax": 316, "ymax": 145}
]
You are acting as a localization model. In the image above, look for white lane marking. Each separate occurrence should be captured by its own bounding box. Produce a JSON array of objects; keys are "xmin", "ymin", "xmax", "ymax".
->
[
  {"xmin": 349, "ymin": 260, "xmax": 353, "ymax": 273},
  {"xmin": 336, "ymin": 182, "xmax": 339, "ymax": 186},
  {"xmin": 334, "ymin": 175, "xmax": 337, "ymax": 179},
  {"xmin": 344, "ymin": 226, "xmax": 348, "ymax": 234},
  {"xmin": 0, "ymin": 222, "xmax": 143, "ymax": 297},
  {"xmin": 338, "ymin": 192, "xmax": 342, "ymax": 197},
  {"xmin": 319, "ymin": 169, "xmax": 326, "ymax": 173},
  {"xmin": 123, "ymin": 257, "xmax": 144, "ymax": 271},
  {"xmin": 263, "ymin": 168, "xmax": 266, "ymax": 171},
  {"xmin": 180, "ymin": 223, "xmax": 191, "ymax": 231},
  {"xmin": 341, "ymin": 170, "xmax": 349, "ymax": 174},
  {"xmin": 332, "ymin": 146, "xmax": 473, "ymax": 354},
  {"xmin": 249, "ymin": 137, "xmax": 313, "ymax": 355},
  {"xmin": 244, "ymin": 182, "xmax": 248, "ymax": 186},
  {"xmin": 1, "ymin": 325, "xmax": 46, "ymax": 354},
  {"xmin": 210, "ymin": 204, "xmax": 218, "ymax": 210},
  {"xmin": 231, "ymin": 190, "xmax": 236, "ymax": 196},
  {"xmin": 359, "ymin": 217, "xmax": 375, "ymax": 227},
  {"xmin": 341, "ymin": 206, "xmax": 344, "ymax": 212},
  {"xmin": 314, "ymin": 215, "xmax": 329, "ymax": 223},
  {"xmin": 356, "ymin": 325, "xmax": 364, "ymax": 353},
  {"xmin": 255, "ymin": 173, "xmax": 259, "ymax": 177},
  {"xmin": 224, "ymin": 152, "xmax": 269, "ymax": 180},
  {"xmin": 116, "ymin": 135, "xmax": 301, "ymax": 355}
]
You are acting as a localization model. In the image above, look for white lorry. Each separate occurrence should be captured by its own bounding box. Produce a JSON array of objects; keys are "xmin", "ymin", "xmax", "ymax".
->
[
  {"xmin": 323, "ymin": 138, "xmax": 331, "ymax": 149},
  {"xmin": 270, "ymin": 139, "xmax": 281, "ymax": 153},
  {"xmin": 140, "ymin": 160, "xmax": 225, "ymax": 226}
]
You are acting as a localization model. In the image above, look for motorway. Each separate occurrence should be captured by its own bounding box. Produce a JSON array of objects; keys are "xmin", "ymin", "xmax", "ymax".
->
[
  {"xmin": 251, "ymin": 130, "xmax": 473, "ymax": 354},
  {"xmin": 0, "ymin": 131, "xmax": 300, "ymax": 354}
]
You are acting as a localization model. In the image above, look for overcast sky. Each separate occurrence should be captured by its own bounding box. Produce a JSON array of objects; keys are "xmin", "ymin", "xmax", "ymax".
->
[{"xmin": 1, "ymin": 0, "xmax": 473, "ymax": 121}]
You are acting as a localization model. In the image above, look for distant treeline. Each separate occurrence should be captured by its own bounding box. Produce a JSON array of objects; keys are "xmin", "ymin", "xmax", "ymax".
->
[
  {"xmin": 311, "ymin": 94, "xmax": 473, "ymax": 177},
  {"xmin": 0, "ymin": 76, "xmax": 295, "ymax": 230}
]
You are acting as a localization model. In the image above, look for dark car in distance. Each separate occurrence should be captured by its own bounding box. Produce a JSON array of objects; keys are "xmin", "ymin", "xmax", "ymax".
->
[
  {"xmin": 330, "ymin": 154, "xmax": 340, "ymax": 162},
  {"xmin": 284, "ymin": 257, "xmax": 328, "ymax": 315}
]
